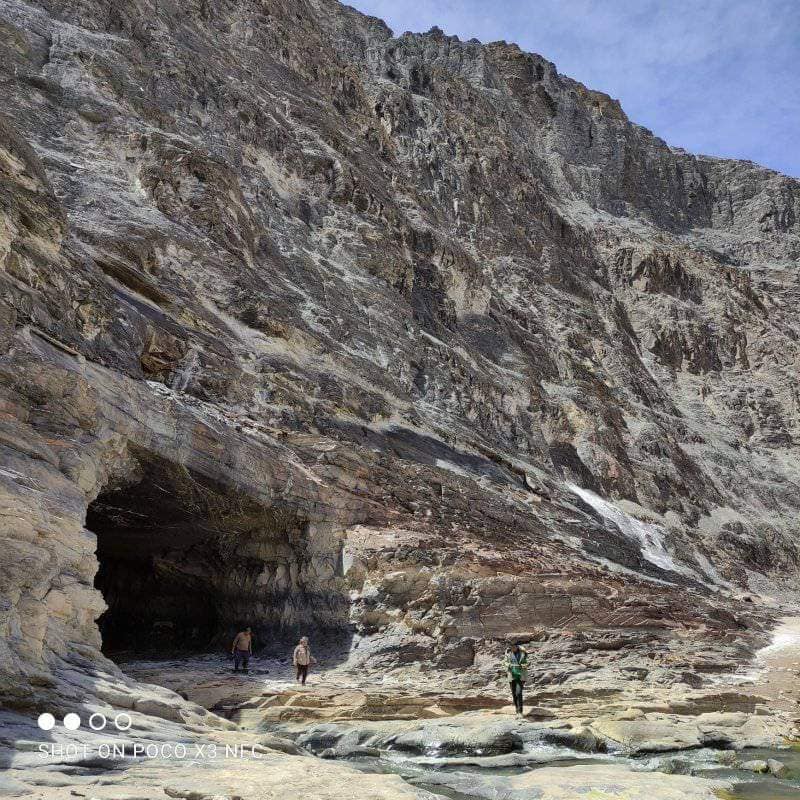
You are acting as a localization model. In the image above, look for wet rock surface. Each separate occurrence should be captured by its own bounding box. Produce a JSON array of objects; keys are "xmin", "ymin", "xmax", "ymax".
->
[
  {"xmin": 410, "ymin": 764, "xmax": 731, "ymax": 800},
  {"xmin": 2, "ymin": 0, "xmax": 800, "ymax": 797}
]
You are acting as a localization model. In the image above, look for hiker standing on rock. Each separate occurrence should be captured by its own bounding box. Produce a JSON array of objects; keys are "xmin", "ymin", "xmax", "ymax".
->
[
  {"xmin": 293, "ymin": 635, "xmax": 316, "ymax": 685},
  {"xmin": 231, "ymin": 627, "xmax": 253, "ymax": 674},
  {"xmin": 503, "ymin": 642, "xmax": 529, "ymax": 716}
]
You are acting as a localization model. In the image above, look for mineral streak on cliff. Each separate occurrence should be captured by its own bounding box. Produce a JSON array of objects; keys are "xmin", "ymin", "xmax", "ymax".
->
[{"xmin": 1, "ymin": 0, "xmax": 800, "ymax": 704}]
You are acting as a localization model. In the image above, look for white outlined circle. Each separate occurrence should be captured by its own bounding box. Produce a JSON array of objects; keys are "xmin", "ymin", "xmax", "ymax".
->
[
  {"xmin": 63, "ymin": 713, "xmax": 81, "ymax": 731},
  {"xmin": 88, "ymin": 712, "xmax": 107, "ymax": 731},
  {"xmin": 37, "ymin": 713, "xmax": 55, "ymax": 731},
  {"xmin": 114, "ymin": 712, "xmax": 132, "ymax": 731}
]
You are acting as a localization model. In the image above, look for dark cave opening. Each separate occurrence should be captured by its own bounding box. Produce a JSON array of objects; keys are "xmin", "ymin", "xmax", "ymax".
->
[
  {"xmin": 87, "ymin": 452, "xmax": 347, "ymax": 657},
  {"xmin": 89, "ymin": 473, "xmax": 225, "ymax": 654}
]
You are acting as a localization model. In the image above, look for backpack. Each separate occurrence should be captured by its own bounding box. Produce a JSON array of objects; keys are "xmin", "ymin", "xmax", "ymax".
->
[{"xmin": 507, "ymin": 648, "xmax": 527, "ymax": 679}]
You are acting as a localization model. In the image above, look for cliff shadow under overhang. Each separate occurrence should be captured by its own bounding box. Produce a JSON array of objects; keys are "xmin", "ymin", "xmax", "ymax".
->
[{"xmin": 87, "ymin": 448, "xmax": 351, "ymax": 658}]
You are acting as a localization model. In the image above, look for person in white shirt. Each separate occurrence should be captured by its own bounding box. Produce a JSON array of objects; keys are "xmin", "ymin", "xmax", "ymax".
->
[{"xmin": 292, "ymin": 636, "xmax": 316, "ymax": 684}]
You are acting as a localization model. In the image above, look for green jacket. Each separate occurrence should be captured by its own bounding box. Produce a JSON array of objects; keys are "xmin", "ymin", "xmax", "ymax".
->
[{"xmin": 503, "ymin": 647, "xmax": 529, "ymax": 681}]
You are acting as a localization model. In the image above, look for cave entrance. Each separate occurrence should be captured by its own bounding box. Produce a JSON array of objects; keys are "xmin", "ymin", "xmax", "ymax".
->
[{"xmin": 87, "ymin": 452, "xmax": 327, "ymax": 657}]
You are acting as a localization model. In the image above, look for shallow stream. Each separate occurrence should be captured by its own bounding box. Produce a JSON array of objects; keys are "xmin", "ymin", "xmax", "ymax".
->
[{"xmin": 347, "ymin": 742, "xmax": 800, "ymax": 799}]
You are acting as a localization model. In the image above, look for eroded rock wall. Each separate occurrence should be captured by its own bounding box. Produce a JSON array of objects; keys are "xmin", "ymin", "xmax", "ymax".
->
[{"xmin": 1, "ymin": 0, "xmax": 800, "ymax": 704}]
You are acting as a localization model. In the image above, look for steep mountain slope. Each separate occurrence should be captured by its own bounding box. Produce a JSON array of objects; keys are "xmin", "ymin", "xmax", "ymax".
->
[{"xmin": 2, "ymin": 0, "xmax": 800, "ymax": 705}]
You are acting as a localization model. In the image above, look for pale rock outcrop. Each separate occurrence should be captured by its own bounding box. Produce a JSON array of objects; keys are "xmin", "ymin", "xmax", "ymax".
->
[{"xmin": 1, "ymin": 0, "xmax": 799, "ymax": 739}]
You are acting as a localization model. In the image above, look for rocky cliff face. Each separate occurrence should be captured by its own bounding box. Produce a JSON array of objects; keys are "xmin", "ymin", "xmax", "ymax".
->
[{"xmin": 2, "ymin": 0, "xmax": 800, "ymax": 705}]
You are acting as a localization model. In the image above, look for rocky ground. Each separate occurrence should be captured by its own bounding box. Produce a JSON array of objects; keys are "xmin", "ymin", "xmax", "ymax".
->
[
  {"xmin": 2, "ymin": 0, "xmax": 800, "ymax": 796},
  {"xmin": 3, "ymin": 619, "xmax": 800, "ymax": 798}
]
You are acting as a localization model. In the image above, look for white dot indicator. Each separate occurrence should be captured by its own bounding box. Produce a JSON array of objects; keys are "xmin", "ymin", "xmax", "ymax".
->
[
  {"xmin": 63, "ymin": 713, "xmax": 81, "ymax": 730},
  {"xmin": 37, "ymin": 713, "xmax": 55, "ymax": 731}
]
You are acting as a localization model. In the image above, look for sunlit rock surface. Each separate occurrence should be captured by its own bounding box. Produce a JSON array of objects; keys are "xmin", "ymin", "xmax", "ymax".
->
[{"xmin": 1, "ymin": 0, "xmax": 800, "ymax": 742}]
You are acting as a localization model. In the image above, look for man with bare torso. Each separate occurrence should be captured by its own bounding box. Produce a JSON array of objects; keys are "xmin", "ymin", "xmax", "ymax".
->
[{"xmin": 231, "ymin": 627, "xmax": 252, "ymax": 673}]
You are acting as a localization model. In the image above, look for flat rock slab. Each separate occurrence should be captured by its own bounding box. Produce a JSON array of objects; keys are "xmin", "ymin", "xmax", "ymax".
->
[
  {"xmin": 592, "ymin": 717, "xmax": 702, "ymax": 752},
  {"xmin": 590, "ymin": 711, "xmax": 784, "ymax": 754},
  {"xmin": 1, "ymin": 750, "xmax": 439, "ymax": 800},
  {"xmin": 414, "ymin": 763, "xmax": 731, "ymax": 799},
  {"xmin": 160, "ymin": 756, "xmax": 438, "ymax": 800},
  {"xmin": 391, "ymin": 719, "xmax": 523, "ymax": 755},
  {"xmin": 293, "ymin": 714, "xmax": 530, "ymax": 757}
]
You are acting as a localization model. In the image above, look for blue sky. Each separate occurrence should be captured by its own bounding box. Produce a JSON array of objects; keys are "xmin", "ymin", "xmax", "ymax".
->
[{"xmin": 349, "ymin": 1, "xmax": 800, "ymax": 178}]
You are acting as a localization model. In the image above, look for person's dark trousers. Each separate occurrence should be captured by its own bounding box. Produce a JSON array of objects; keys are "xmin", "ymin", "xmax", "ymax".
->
[
  {"xmin": 296, "ymin": 664, "xmax": 308, "ymax": 684},
  {"xmin": 510, "ymin": 679, "xmax": 524, "ymax": 713},
  {"xmin": 233, "ymin": 649, "xmax": 250, "ymax": 672}
]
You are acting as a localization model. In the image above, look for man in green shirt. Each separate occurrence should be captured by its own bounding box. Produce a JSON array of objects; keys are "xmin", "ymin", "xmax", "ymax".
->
[{"xmin": 503, "ymin": 643, "xmax": 529, "ymax": 716}]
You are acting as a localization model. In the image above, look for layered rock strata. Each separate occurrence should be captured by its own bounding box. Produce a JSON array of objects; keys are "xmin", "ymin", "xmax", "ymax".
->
[{"xmin": 1, "ymin": 0, "xmax": 800, "ymax": 710}]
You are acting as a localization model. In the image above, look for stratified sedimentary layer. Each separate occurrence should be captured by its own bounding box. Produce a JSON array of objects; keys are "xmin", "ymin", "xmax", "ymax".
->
[{"xmin": 1, "ymin": 0, "xmax": 800, "ymax": 707}]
